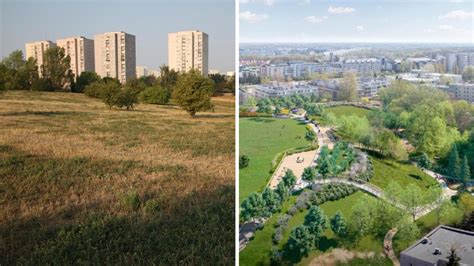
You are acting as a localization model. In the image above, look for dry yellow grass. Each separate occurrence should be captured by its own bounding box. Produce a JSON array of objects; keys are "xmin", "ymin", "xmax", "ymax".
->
[{"xmin": 0, "ymin": 91, "xmax": 235, "ymax": 264}]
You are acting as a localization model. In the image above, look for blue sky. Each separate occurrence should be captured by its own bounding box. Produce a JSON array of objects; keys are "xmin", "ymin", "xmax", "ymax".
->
[
  {"xmin": 239, "ymin": 0, "xmax": 474, "ymax": 43},
  {"xmin": 0, "ymin": 0, "xmax": 235, "ymax": 72}
]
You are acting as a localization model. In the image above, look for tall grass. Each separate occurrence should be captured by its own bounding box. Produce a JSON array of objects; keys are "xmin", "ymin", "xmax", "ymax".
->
[{"xmin": 0, "ymin": 91, "xmax": 235, "ymax": 264}]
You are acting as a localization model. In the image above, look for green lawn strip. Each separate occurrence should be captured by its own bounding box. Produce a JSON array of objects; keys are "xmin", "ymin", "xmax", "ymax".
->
[
  {"xmin": 370, "ymin": 155, "xmax": 437, "ymax": 191},
  {"xmin": 239, "ymin": 117, "xmax": 311, "ymax": 202},
  {"xmin": 325, "ymin": 106, "xmax": 370, "ymax": 118}
]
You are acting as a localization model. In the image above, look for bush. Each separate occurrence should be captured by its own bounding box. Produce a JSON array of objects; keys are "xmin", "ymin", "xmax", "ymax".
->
[
  {"xmin": 116, "ymin": 87, "xmax": 138, "ymax": 110},
  {"xmin": 73, "ymin": 72, "xmax": 100, "ymax": 93},
  {"xmin": 144, "ymin": 199, "xmax": 160, "ymax": 214},
  {"xmin": 139, "ymin": 85, "xmax": 170, "ymax": 104},
  {"xmin": 239, "ymin": 154, "xmax": 250, "ymax": 169},
  {"xmin": 31, "ymin": 78, "xmax": 54, "ymax": 91},
  {"xmin": 121, "ymin": 191, "xmax": 141, "ymax": 211}
]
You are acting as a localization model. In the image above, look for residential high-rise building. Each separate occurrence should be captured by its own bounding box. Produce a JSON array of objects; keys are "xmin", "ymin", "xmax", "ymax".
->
[
  {"xmin": 446, "ymin": 53, "xmax": 457, "ymax": 73},
  {"xmin": 94, "ymin": 31, "xmax": 136, "ymax": 83},
  {"xmin": 25, "ymin": 40, "xmax": 56, "ymax": 74},
  {"xmin": 56, "ymin": 36, "xmax": 95, "ymax": 79},
  {"xmin": 168, "ymin": 30, "xmax": 208, "ymax": 76}
]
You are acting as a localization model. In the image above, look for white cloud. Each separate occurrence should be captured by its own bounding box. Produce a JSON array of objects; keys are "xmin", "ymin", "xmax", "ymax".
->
[
  {"xmin": 240, "ymin": 11, "xmax": 269, "ymax": 22},
  {"xmin": 439, "ymin": 24, "xmax": 454, "ymax": 30},
  {"xmin": 355, "ymin": 25, "xmax": 365, "ymax": 31},
  {"xmin": 240, "ymin": 0, "xmax": 275, "ymax": 6},
  {"xmin": 425, "ymin": 28, "xmax": 436, "ymax": 33},
  {"xmin": 304, "ymin": 15, "xmax": 328, "ymax": 23},
  {"xmin": 450, "ymin": 0, "xmax": 464, "ymax": 2},
  {"xmin": 439, "ymin": 10, "xmax": 474, "ymax": 20},
  {"xmin": 328, "ymin": 6, "xmax": 355, "ymax": 14}
]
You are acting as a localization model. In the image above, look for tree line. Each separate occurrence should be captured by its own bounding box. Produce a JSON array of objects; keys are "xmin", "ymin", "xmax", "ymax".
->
[{"xmin": 0, "ymin": 49, "xmax": 234, "ymax": 117}]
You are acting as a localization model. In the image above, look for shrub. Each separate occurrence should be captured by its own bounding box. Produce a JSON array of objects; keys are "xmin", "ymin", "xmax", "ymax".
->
[
  {"xmin": 121, "ymin": 191, "xmax": 141, "ymax": 211},
  {"xmin": 73, "ymin": 72, "xmax": 100, "ymax": 93},
  {"xmin": 239, "ymin": 154, "xmax": 250, "ymax": 169},
  {"xmin": 139, "ymin": 85, "xmax": 170, "ymax": 104},
  {"xmin": 31, "ymin": 78, "xmax": 54, "ymax": 91},
  {"xmin": 143, "ymin": 199, "xmax": 160, "ymax": 214},
  {"xmin": 115, "ymin": 87, "xmax": 138, "ymax": 110}
]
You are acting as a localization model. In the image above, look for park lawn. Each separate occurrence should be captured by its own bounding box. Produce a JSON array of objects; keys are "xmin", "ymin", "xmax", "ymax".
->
[
  {"xmin": 310, "ymin": 105, "xmax": 370, "ymax": 124},
  {"xmin": 326, "ymin": 106, "xmax": 370, "ymax": 118},
  {"xmin": 370, "ymin": 155, "xmax": 437, "ymax": 191},
  {"xmin": 239, "ymin": 117, "xmax": 311, "ymax": 201},
  {"xmin": 240, "ymin": 195, "xmax": 299, "ymax": 266},
  {"xmin": 0, "ymin": 91, "xmax": 235, "ymax": 265}
]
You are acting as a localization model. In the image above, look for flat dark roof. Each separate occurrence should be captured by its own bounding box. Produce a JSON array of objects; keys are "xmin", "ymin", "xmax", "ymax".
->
[{"xmin": 401, "ymin": 225, "xmax": 474, "ymax": 265}]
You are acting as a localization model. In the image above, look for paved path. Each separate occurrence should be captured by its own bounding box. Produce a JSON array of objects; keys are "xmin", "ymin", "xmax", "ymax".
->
[{"xmin": 384, "ymin": 228, "xmax": 400, "ymax": 266}]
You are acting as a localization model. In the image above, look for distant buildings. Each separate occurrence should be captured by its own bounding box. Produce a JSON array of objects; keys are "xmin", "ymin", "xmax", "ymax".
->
[
  {"xmin": 446, "ymin": 53, "xmax": 474, "ymax": 73},
  {"xmin": 400, "ymin": 225, "xmax": 474, "ymax": 266},
  {"xmin": 342, "ymin": 58, "xmax": 382, "ymax": 74},
  {"xmin": 168, "ymin": 30, "xmax": 209, "ymax": 76},
  {"xmin": 56, "ymin": 36, "xmax": 95, "ymax": 78},
  {"xmin": 136, "ymin": 66, "xmax": 160, "ymax": 78},
  {"xmin": 445, "ymin": 83, "xmax": 474, "ymax": 103},
  {"xmin": 94, "ymin": 31, "xmax": 136, "ymax": 83},
  {"xmin": 25, "ymin": 40, "xmax": 56, "ymax": 75}
]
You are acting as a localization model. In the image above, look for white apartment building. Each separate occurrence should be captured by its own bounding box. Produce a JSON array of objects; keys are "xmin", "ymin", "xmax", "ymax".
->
[
  {"xmin": 168, "ymin": 30, "xmax": 208, "ymax": 76},
  {"xmin": 94, "ymin": 31, "xmax": 136, "ymax": 83},
  {"xmin": 56, "ymin": 36, "xmax": 95, "ymax": 79},
  {"xmin": 342, "ymin": 58, "xmax": 382, "ymax": 74},
  {"xmin": 25, "ymin": 40, "xmax": 56, "ymax": 74}
]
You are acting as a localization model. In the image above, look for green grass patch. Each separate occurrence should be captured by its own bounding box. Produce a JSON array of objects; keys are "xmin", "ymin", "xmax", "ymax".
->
[
  {"xmin": 325, "ymin": 106, "xmax": 370, "ymax": 118},
  {"xmin": 370, "ymin": 155, "xmax": 437, "ymax": 191},
  {"xmin": 239, "ymin": 117, "xmax": 310, "ymax": 201}
]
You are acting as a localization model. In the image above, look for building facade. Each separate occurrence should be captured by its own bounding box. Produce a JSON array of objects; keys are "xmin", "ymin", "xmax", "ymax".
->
[
  {"xmin": 56, "ymin": 36, "xmax": 95, "ymax": 79},
  {"xmin": 94, "ymin": 31, "xmax": 136, "ymax": 83},
  {"xmin": 25, "ymin": 40, "xmax": 57, "ymax": 75},
  {"xmin": 168, "ymin": 30, "xmax": 209, "ymax": 76}
]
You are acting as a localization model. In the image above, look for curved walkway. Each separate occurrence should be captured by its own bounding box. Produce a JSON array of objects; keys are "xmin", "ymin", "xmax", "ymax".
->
[{"xmin": 384, "ymin": 228, "xmax": 400, "ymax": 266}]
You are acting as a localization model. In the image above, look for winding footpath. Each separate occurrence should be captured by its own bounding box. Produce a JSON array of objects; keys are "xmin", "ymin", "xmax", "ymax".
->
[{"xmin": 384, "ymin": 228, "xmax": 400, "ymax": 266}]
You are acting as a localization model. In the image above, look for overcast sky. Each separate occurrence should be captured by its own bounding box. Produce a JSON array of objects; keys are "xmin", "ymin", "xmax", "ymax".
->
[
  {"xmin": 0, "ymin": 0, "xmax": 235, "ymax": 72},
  {"xmin": 239, "ymin": 0, "xmax": 474, "ymax": 43}
]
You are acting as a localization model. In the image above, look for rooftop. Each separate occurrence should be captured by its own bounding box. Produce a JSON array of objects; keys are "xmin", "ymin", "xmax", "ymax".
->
[{"xmin": 401, "ymin": 225, "xmax": 474, "ymax": 265}]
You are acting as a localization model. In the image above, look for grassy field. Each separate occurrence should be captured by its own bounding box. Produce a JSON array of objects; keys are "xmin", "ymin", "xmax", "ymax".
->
[
  {"xmin": 369, "ymin": 154, "xmax": 437, "ymax": 191},
  {"xmin": 240, "ymin": 191, "xmax": 386, "ymax": 266},
  {"xmin": 0, "ymin": 91, "xmax": 235, "ymax": 264},
  {"xmin": 239, "ymin": 117, "xmax": 310, "ymax": 201},
  {"xmin": 326, "ymin": 106, "xmax": 370, "ymax": 118}
]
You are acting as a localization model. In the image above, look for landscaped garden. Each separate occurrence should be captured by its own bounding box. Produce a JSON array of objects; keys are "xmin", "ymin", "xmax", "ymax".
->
[{"xmin": 239, "ymin": 117, "xmax": 311, "ymax": 201}]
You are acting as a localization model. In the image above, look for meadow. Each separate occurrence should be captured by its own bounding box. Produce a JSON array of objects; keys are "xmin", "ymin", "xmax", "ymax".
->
[
  {"xmin": 239, "ymin": 117, "xmax": 311, "ymax": 201},
  {"xmin": 0, "ymin": 91, "xmax": 235, "ymax": 264}
]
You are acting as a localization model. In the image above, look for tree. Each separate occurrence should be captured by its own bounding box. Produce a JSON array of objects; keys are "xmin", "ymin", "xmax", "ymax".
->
[
  {"xmin": 158, "ymin": 65, "xmax": 178, "ymax": 95},
  {"xmin": 350, "ymin": 196, "xmax": 373, "ymax": 237},
  {"xmin": 462, "ymin": 66, "xmax": 474, "ymax": 82},
  {"xmin": 282, "ymin": 169, "xmax": 296, "ymax": 189},
  {"xmin": 139, "ymin": 85, "xmax": 170, "ymax": 104},
  {"xmin": 209, "ymin": 73, "xmax": 227, "ymax": 95},
  {"xmin": 41, "ymin": 47, "xmax": 74, "ymax": 90},
  {"xmin": 262, "ymin": 187, "xmax": 280, "ymax": 215},
  {"xmin": 287, "ymin": 225, "xmax": 314, "ymax": 259},
  {"xmin": 73, "ymin": 71, "xmax": 100, "ymax": 93},
  {"xmin": 115, "ymin": 86, "xmax": 139, "ymax": 110},
  {"xmin": 273, "ymin": 105, "xmax": 281, "ymax": 116},
  {"xmin": 416, "ymin": 152, "xmax": 432, "ymax": 169},
  {"xmin": 302, "ymin": 167, "xmax": 317, "ymax": 181},
  {"xmin": 276, "ymin": 182, "xmax": 290, "ymax": 201},
  {"xmin": 446, "ymin": 246, "xmax": 461, "ymax": 266},
  {"xmin": 337, "ymin": 72, "xmax": 358, "ymax": 102},
  {"xmin": 305, "ymin": 128, "xmax": 316, "ymax": 142},
  {"xmin": 240, "ymin": 192, "xmax": 265, "ymax": 222},
  {"xmin": 447, "ymin": 145, "xmax": 461, "ymax": 182},
  {"xmin": 100, "ymin": 82, "xmax": 122, "ymax": 110},
  {"xmin": 226, "ymin": 75, "xmax": 235, "ymax": 95},
  {"xmin": 239, "ymin": 154, "xmax": 250, "ymax": 169},
  {"xmin": 172, "ymin": 70, "xmax": 214, "ymax": 117},
  {"xmin": 460, "ymin": 155, "xmax": 471, "ymax": 188},
  {"xmin": 1, "ymin": 50, "xmax": 38, "ymax": 90},
  {"xmin": 304, "ymin": 206, "xmax": 327, "ymax": 248},
  {"xmin": 400, "ymin": 184, "xmax": 427, "ymax": 222},
  {"xmin": 330, "ymin": 211, "xmax": 348, "ymax": 238},
  {"xmin": 244, "ymin": 96, "xmax": 257, "ymax": 110}
]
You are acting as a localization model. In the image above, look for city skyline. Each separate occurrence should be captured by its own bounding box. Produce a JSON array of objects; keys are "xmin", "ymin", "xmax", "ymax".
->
[
  {"xmin": 240, "ymin": 0, "xmax": 473, "ymax": 43},
  {"xmin": 0, "ymin": 0, "xmax": 235, "ymax": 72}
]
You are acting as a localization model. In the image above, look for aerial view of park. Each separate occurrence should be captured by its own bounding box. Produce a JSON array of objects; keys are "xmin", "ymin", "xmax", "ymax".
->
[{"xmin": 239, "ymin": 81, "xmax": 474, "ymax": 265}]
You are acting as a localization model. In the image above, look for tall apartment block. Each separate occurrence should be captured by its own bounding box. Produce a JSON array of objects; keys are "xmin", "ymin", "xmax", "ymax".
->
[
  {"xmin": 94, "ymin": 31, "xmax": 136, "ymax": 83},
  {"xmin": 25, "ymin": 40, "xmax": 56, "ymax": 74},
  {"xmin": 168, "ymin": 30, "xmax": 208, "ymax": 76},
  {"xmin": 56, "ymin": 37, "xmax": 95, "ymax": 78}
]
